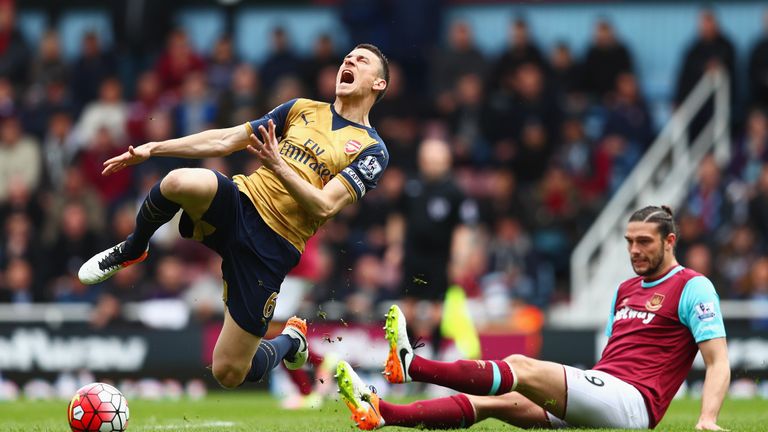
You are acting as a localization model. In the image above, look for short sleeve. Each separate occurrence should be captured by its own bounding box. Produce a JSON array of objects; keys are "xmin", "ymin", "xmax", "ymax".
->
[
  {"xmin": 246, "ymin": 98, "xmax": 298, "ymax": 138},
  {"xmin": 678, "ymin": 276, "xmax": 727, "ymax": 343},
  {"xmin": 605, "ymin": 285, "xmax": 619, "ymax": 337},
  {"xmin": 338, "ymin": 143, "xmax": 389, "ymax": 201}
]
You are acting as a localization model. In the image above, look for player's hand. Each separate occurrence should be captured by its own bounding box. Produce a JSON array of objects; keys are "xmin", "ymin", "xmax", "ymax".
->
[
  {"xmin": 246, "ymin": 119, "xmax": 284, "ymax": 171},
  {"xmin": 102, "ymin": 145, "xmax": 151, "ymax": 176},
  {"xmin": 695, "ymin": 419, "xmax": 728, "ymax": 430}
]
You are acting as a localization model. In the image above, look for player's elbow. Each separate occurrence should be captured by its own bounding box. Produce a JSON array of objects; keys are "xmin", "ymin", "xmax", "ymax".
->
[{"xmin": 312, "ymin": 205, "xmax": 335, "ymax": 220}]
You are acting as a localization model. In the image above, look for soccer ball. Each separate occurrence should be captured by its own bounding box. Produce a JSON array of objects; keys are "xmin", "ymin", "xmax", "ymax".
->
[{"xmin": 67, "ymin": 383, "xmax": 130, "ymax": 432}]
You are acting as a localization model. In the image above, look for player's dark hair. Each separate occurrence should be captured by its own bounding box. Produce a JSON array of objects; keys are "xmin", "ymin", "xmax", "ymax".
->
[
  {"xmin": 629, "ymin": 205, "xmax": 678, "ymax": 240},
  {"xmin": 355, "ymin": 43, "xmax": 389, "ymax": 103}
]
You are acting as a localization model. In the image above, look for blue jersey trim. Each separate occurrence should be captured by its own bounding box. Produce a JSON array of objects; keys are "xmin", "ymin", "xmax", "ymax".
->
[
  {"xmin": 489, "ymin": 361, "xmax": 501, "ymax": 395},
  {"xmin": 248, "ymin": 98, "xmax": 298, "ymax": 138},
  {"xmin": 330, "ymin": 104, "xmax": 377, "ymax": 134},
  {"xmin": 605, "ymin": 285, "xmax": 620, "ymax": 337},
  {"xmin": 678, "ymin": 276, "xmax": 727, "ymax": 343},
  {"xmin": 641, "ymin": 265, "xmax": 684, "ymax": 288}
]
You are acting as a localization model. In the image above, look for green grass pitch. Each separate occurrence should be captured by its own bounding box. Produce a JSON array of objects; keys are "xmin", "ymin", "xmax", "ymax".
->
[{"xmin": 0, "ymin": 392, "xmax": 765, "ymax": 431}]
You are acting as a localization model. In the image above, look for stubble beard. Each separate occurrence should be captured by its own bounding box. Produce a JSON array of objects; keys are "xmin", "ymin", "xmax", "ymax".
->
[{"xmin": 634, "ymin": 247, "xmax": 666, "ymax": 277}]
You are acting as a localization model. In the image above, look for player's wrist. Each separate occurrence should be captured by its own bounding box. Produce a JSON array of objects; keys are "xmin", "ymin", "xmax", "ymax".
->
[{"xmin": 145, "ymin": 142, "xmax": 159, "ymax": 156}]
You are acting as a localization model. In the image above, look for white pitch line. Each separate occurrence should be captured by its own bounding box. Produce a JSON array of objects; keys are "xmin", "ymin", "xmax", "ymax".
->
[{"xmin": 137, "ymin": 421, "xmax": 237, "ymax": 430}]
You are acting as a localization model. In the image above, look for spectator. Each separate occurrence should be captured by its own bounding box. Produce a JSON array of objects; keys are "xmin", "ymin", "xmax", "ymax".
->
[
  {"xmin": 529, "ymin": 165, "xmax": 580, "ymax": 274},
  {"xmin": 0, "ymin": 176, "xmax": 45, "ymax": 229},
  {"xmin": 21, "ymin": 78, "xmax": 74, "ymax": 139},
  {"xmin": 260, "ymin": 27, "xmax": 302, "ymax": 90},
  {"xmin": 0, "ymin": 76, "xmax": 16, "ymax": 117},
  {"xmin": 581, "ymin": 19, "xmax": 634, "ymax": 100},
  {"xmin": 71, "ymin": 31, "xmax": 117, "ymax": 112},
  {"xmin": 207, "ymin": 35, "xmax": 238, "ymax": 97},
  {"xmin": 174, "ymin": 71, "xmax": 216, "ymax": 137},
  {"xmin": 78, "ymin": 127, "xmax": 133, "ymax": 205},
  {"xmin": 429, "ymin": 20, "xmax": 487, "ymax": 101},
  {"xmin": 41, "ymin": 111, "xmax": 78, "ymax": 189},
  {"xmin": 46, "ymin": 201, "xmax": 104, "ymax": 280},
  {"xmin": 216, "ymin": 63, "xmax": 262, "ymax": 129},
  {"xmin": 548, "ymin": 41, "xmax": 584, "ymax": 105},
  {"xmin": 0, "ymin": 0, "xmax": 29, "ymax": 87},
  {"xmin": 685, "ymin": 155, "xmax": 730, "ymax": 234},
  {"xmin": 682, "ymin": 242, "xmax": 714, "ymax": 279},
  {"xmin": 302, "ymin": 34, "xmax": 338, "ymax": 98},
  {"xmin": 729, "ymin": 108, "xmax": 768, "ymax": 186},
  {"xmin": 0, "ymin": 114, "xmax": 41, "ymax": 203},
  {"xmin": 491, "ymin": 18, "xmax": 546, "ymax": 91},
  {"xmin": 717, "ymin": 224, "xmax": 758, "ymax": 297},
  {"xmin": 42, "ymin": 167, "xmax": 106, "ymax": 244},
  {"xmin": 744, "ymin": 258, "xmax": 768, "ymax": 330},
  {"xmin": 91, "ymin": 263, "xmax": 147, "ymax": 328},
  {"xmin": 126, "ymin": 71, "xmax": 173, "ymax": 145},
  {"xmin": 514, "ymin": 119, "xmax": 555, "ymax": 185},
  {"xmin": 484, "ymin": 216, "xmax": 540, "ymax": 306},
  {"xmin": 370, "ymin": 62, "xmax": 421, "ymax": 174},
  {"xmin": 675, "ymin": 210, "xmax": 710, "ymax": 264},
  {"xmin": 748, "ymin": 166, "xmax": 768, "ymax": 251},
  {"xmin": 747, "ymin": 11, "xmax": 768, "ymax": 108},
  {"xmin": 445, "ymin": 73, "xmax": 491, "ymax": 167},
  {"xmin": 0, "ymin": 257, "xmax": 37, "ymax": 303},
  {"xmin": 28, "ymin": 30, "xmax": 69, "ymax": 95},
  {"xmin": 51, "ymin": 265, "xmax": 101, "ymax": 304},
  {"xmin": 345, "ymin": 254, "xmax": 385, "ymax": 323},
  {"xmin": 602, "ymin": 72, "xmax": 654, "ymax": 151},
  {"xmin": 154, "ymin": 28, "xmax": 205, "ymax": 94},
  {"xmin": 144, "ymin": 255, "xmax": 188, "ymax": 299},
  {"xmin": 73, "ymin": 77, "xmax": 128, "ymax": 149},
  {"xmin": 675, "ymin": 8, "xmax": 735, "ymax": 105},
  {"xmin": 266, "ymin": 76, "xmax": 304, "ymax": 109},
  {"xmin": 182, "ymin": 254, "xmax": 225, "ymax": 323},
  {"xmin": 0, "ymin": 211, "xmax": 42, "ymax": 269}
]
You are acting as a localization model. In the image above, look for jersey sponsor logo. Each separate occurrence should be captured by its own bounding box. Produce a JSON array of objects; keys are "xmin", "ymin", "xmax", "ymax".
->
[
  {"xmin": 300, "ymin": 112, "xmax": 314, "ymax": 126},
  {"xmin": 280, "ymin": 140, "xmax": 332, "ymax": 180},
  {"xmin": 645, "ymin": 293, "xmax": 665, "ymax": 311},
  {"xmin": 695, "ymin": 302, "xmax": 716, "ymax": 321},
  {"xmin": 345, "ymin": 139, "xmax": 362, "ymax": 154},
  {"xmin": 343, "ymin": 167, "xmax": 366, "ymax": 196},
  {"xmin": 358, "ymin": 155, "xmax": 382, "ymax": 181},
  {"xmin": 614, "ymin": 306, "xmax": 656, "ymax": 325}
]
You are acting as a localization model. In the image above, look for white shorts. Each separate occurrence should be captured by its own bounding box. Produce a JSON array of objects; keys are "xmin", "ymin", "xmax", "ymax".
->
[{"xmin": 546, "ymin": 365, "xmax": 649, "ymax": 429}]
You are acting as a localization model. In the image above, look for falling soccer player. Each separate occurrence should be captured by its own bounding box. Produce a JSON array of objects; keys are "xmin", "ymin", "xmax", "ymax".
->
[{"xmin": 79, "ymin": 44, "xmax": 389, "ymax": 390}]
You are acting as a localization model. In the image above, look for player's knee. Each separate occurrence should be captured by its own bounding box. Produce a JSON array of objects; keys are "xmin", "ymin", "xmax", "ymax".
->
[
  {"xmin": 212, "ymin": 362, "xmax": 247, "ymax": 389},
  {"xmin": 503, "ymin": 354, "xmax": 534, "ymax": 378},
  {"xmin": 160, "ymin": 169, "xmax": 191, "ymax": 198}
]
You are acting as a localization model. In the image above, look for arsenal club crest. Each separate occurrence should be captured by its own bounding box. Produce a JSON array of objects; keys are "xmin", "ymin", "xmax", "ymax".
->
[
  {"xmin": 345, "ymin": 139, "xmax": 362, "ymax": 154},
  {"xmin": 645, "ymin": 293, "xmax": 665, "ymax": 311}
]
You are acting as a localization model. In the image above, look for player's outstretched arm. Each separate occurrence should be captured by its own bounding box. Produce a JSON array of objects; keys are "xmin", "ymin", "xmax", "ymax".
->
[
  {"xmin": 247, "ymin": 119, "xmax": 352, "ymax": 219},
  {"xmin": 695, "ymin": 337, "xmax": 730, "ymax": 431},
  {"xmin": 102, "ymin": 126, "xmax": 250, "ymax": 176}
]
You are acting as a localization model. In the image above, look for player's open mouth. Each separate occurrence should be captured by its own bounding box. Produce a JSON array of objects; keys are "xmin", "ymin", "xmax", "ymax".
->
[{"xmin": 340, "ymin": 70, "xmax": 355, "ymax": 84}]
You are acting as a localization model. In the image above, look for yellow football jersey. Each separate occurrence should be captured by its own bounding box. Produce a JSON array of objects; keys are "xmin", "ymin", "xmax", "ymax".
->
[{"xmin": 234, "ymin": 98, "xmax": 389, "ymax": 252}]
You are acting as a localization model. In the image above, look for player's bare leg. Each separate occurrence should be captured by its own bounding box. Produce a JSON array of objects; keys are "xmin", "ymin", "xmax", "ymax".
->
[
  {"xmin": 384, "ymin": 304, "xmax": 567, "ymax": 419},
  {"xmin": 501, "ymin": 354, "xmax": 567, "ymax": 419},
  {"xmin": 467, "ymin": 392, "xmax": 554, "ymax": 429},
  {"xmin": 213, "ymin": 309, "xmax": 308, "ymax": 389},
  {"xmin": 212, "ymin": 309, "xmax": 262, "ymax": 388},
  {"xmin": 78, "ymin": 168, "xmax": 219, "ymax": 284}
]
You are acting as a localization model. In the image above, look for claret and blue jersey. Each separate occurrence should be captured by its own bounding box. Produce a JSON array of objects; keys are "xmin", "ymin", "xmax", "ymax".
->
[
  {"xmin": 234, "ymin": 98, "xmax": 389, "ymax": 252},
  {"xmin": 594, "ymin": 265, "xmax": 726, "ymax": 428}
]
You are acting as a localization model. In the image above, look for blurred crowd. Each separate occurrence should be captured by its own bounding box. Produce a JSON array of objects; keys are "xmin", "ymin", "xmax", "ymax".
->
[{"xmin": 1, "ymin": 1, "xmax": 768, "ymax": 330}]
